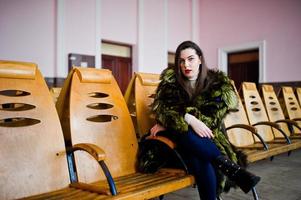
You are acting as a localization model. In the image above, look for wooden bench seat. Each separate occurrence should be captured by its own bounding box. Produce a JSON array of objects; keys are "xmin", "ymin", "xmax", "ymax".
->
[
  {"xmin": 223, "ymin": 81, "xmax": 301, "ymax": 164},
  {"xmin": 124, "ymin": 72, "xmax": 160, "ymax": 138},
  {"xmin": 242, "ymin": 82, "xmax": 301, "ymax": 154},
  {"xmin": 261, "ymin": 84, "xmax": 301, "ymax": 140},
  {"xmin": 56, "ymin": 67, "xmax": 194, "ymax": 200},
  {"xmin": 282, "ymin": 86, "xmax": 301, "ymax": 133},
  {"xmin": 0, "ymin": 60, "xmax": 120, "ymax": 200},
  {"xmin": 23, "ymin": 169, "xmax": 191, "ymax": 200},
  {"xmin": 224, "ymin": 81, "xmax": 271, "ymax": 163}
]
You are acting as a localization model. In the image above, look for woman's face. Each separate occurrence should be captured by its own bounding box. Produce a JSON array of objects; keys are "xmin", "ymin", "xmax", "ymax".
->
[{"xmin": 179, "ymin": 48, "xmax": 202, "ymax": 80}]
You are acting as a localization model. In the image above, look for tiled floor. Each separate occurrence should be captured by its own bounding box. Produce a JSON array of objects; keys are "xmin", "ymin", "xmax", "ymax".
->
[{"xmin": 162, "ymin": 149, "xmax": 301, "ymax": 200}]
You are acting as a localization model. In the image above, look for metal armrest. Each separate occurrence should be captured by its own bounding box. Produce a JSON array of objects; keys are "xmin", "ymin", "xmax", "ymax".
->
[
  {"xmin": 67, "ymin": 143, "xmax": 117, "ymax": 195},
  {"xmin": 71, "ymin": 143, "xmax": 105, "ymax": 161},
  {"xmin": 275, "ymin": 119, "xmax": 301, "ymax": 135},
  {"xmin": 252, "ymin": 121, "xmax": 291, "ymax": 144},
  {"xmin": 226, "ymin": 124, "xmax": 269, "ymax": 150}
]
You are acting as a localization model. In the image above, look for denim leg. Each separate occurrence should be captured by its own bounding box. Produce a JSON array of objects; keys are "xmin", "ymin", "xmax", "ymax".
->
[
  {"xmin": 178, "ymin": 128, "xmax": 221, "ymax": 161},
  {"xmin": 187, "ymin": 155, "xmax": 217, "ymax": 200},
  {"xmin": 177, "ymin": 128, "xmax": 222, "ymax": 200}
]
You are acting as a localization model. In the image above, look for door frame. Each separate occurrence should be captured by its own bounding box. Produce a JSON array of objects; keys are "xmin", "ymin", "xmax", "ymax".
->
[{"xmin": 218, "ymin": 40, "xmax": 266, "ymax": 83}]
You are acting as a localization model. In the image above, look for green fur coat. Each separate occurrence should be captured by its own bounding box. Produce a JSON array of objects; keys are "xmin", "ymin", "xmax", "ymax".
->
[{"xmin": 152, "ymin": 68, "xmax": 239, "ymax": 193}]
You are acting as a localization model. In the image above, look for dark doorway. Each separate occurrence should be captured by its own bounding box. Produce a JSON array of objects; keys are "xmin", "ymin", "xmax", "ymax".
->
[
  {"xmin": 102, "ymin": 55, "xmax": 132, "ymax": 94},
  {"xmin": 101, "ymin": 42, "xmax": 132, "ymax": 94},
  {"xmin": 227, "ymin": 49, "xmax": 259, "ymax": 90}
]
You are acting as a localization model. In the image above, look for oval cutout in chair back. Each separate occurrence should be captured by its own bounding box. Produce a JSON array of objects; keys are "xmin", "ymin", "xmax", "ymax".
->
[
  {"xmin": 88, "ymin": 92, "xmax": 109, "ymax": 98},
  {"xmin": 0, "ymin": 90, "xmax": 30, "ymax": 97},
  {"xmin": 271, "ymin": 107, "xmax": 278, "ymax": 111},
  {"xmin": 87, "ymin": 103, "xmax": 113, "ymax": 110},
  {"xmin": 268, "ymin": 96, "xmax": 274, "ymax": 100},
  {"xmin": 86, "ymin": 114, "xmax": 118, "ymax": 122},
  {"xmin": 0, "ymin": 117, "xmax": 41, "ymax": 127},
  {"xmin": 251, "ymin": 108, "xmax": 261, "ymax": 112},
  {"xmin": 0, "ymin": 103, "xmax": 36, "ymax": 111},
  {"xmin": 249, "ymin": 95, "xmax": 256, "ymax": 99},
  {"xmin": 250, "ymin": 101, "xmax": 258, "ymax": 105},
  {"xmin": 289, "ymin": 102, "xmax": 295, "ymax": 105},
  {"xmin": 269, "ymin": 102, "xmax": 276, "ymax": 105},
  {"xmin": 291, "ymin": 107, "xmax": 297, "ymax": 111}
]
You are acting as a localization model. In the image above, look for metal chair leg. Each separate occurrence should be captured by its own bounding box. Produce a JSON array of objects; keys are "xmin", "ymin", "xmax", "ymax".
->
[{"xmin": 251, "ymin": 187, "xmax": 259, "ymax": 200}]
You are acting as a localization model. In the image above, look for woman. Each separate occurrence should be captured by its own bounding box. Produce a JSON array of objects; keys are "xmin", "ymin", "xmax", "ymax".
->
[{"xmin": 150, "ymin": 41, "xmax": 260, "ymax": 200}]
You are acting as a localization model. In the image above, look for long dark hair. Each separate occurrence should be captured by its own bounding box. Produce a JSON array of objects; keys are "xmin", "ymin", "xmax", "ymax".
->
[{"xmin": 174, "ymin": 41, "xmax": 209, "ymax": 99}]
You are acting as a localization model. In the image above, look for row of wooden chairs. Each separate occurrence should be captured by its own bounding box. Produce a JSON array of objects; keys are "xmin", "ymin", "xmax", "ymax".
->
[
  {"xmin": 0, "ymin": 60, "xmax": 194, "ymax": 200},
  {"xmin": 225, "ymin": 82, "xmax": 301, "ymax": 163},
  {"xmin": 3, "ymin": 59, "xmax": 299, "ymax": 199},
  {"xmin": 124, "ymin": 73, "xmax": 301, "ymax": 165}
]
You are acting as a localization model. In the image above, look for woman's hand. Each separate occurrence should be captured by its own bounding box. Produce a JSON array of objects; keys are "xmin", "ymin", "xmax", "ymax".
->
[
  {"xmin": 184, "ymin": 113, "xmax": 214, "ymax": 138},
  {"xmin": 150, "ymin": 123, "xmax": 166, "ymax": 137}
]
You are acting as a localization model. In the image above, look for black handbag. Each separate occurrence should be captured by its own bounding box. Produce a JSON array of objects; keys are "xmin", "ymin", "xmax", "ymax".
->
[{"xmin": 137, "ymin": 132, "xmax": 188, "ymax": 173}]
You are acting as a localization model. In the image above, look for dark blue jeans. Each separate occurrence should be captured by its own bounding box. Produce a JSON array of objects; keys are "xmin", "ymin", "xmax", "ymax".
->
[{"xmin": 177, "ymin": 128, "xmax": 221, "ymax": 200}]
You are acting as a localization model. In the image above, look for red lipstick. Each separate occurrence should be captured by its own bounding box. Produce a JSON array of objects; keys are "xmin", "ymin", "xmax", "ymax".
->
[{"xmin": 184, "ymin": 69, "xmax": 191, "ymax": 74}]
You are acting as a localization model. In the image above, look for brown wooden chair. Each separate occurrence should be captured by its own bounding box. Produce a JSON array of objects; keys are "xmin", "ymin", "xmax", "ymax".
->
[
  {"xmin": 296, "ymin": 87, "xmax": 301, "ymax": 107},
  {"xmin": 224, "ymin": 81, "xmax": 277, "ymax": 163},
  {"xmin": 56, "ymin": 67, "xmax": 195, "ymax": 200},
  {"xmin": 0, "ymin": 60, "xmax": 120, "ymax": 199},
  {"xmin": 261, "ymin": 84, "xmax": 301, "ymax": 140},
  {"xmin": 124, "ymin": 72, "xmax": 160, "ymax": 138},
  {"xmin": 282, "ymin": 86, "xmax": 301, "ymax": 133},
  {"xmin": 242, "ymin": 82, "xmax": 301, "ymax": 154}
]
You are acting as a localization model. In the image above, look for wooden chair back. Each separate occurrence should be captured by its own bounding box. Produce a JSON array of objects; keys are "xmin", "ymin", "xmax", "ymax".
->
[
  {"xmin": 282, "ymin": 86, "xmax": 301, "ymax": 131},
  {"xmin": 0, "ymin": 60, "xmax": 70, "ymax": 199},
  {"xmin": 296, "ymin": 87, "xmax": 301, "ymax": 106},
  {"xmin": 261, "ymin": 84, "xmax": 291, "ymax": 138},
  {"xmin": 131, "ymin": 72, "xmax": 160, "ymax": 137},
  {"xmin": 242, "ymin": 82, "xmax": 275, "ymax": 142},
  {"xmin": 58, "ymin": 67, "xmax": 138, "ymax": 183},
  {"xmin": 223, "ymin": 80, "xmax": 256, "ymax": 147}
]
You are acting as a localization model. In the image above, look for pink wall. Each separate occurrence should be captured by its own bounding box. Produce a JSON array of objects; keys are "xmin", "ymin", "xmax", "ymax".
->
[
  {"xmin": 168, "ymin": 0, "xmax": 192, "ymax": 52},
  {"xmin": 101, "ymin": 0, "xmax": 137, "ymax": 44},
  {"xmin": 143, "ymin": 0, "xmax": 167, "ymax": 73},
  {"xmin": 5, "ymin": 0, "xmax": 300, "ymax": 83},
  {"xmin": 199, "ymin": 0, "xmax": 301, "ymax": 82},
  {"xmin": 0, "ymin": 0, "xmax": 197, "ymax": 77},
  {"xmin": 65, "ymin": 0, "xmax": 96, "ymax": 56},
  {"xmin": 0, "ymin": 0, "xmax": 56, "ymax": 77}
]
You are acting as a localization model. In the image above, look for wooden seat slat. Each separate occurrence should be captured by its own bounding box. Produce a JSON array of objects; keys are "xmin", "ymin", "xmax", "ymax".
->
[
  {"xmin": 117, "ymin": 174, "xmax": 179, "ymax": 191},
  {"xmin": 22, "ymin": 188, "xmax": 79, "ymax": 200}
]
